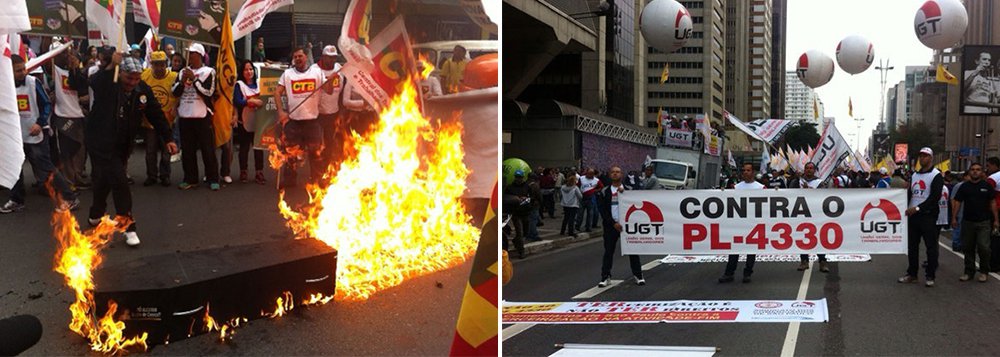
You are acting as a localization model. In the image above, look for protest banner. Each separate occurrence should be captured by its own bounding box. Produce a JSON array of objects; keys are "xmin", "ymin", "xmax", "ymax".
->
[
  {"xmin": 659, "ymin": 254, "xmax": 872, "ymax": 264},
  {"xmin": 158, "ymin": 0, "xmax": 226, "ymax": 45},
  {"xmin": 503, "ymin": 299, "xmax": 829, "ymax": 324},
  {"xmin": 618, "ymin": 189, "xmax": 908, "ymax": 255},
  {"xmin": 26, "ymin": 0, "xmax": 87, "ymax": 39},
  {"xmin": 253, "ymin": 63, "xmax": 284, "ymax": 149},
  {"xmin": 664, "ymin": 128, "xmax": 694, "ymax": 148}
]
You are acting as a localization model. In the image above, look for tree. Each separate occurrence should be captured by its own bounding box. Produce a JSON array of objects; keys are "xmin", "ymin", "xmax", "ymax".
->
[
  {"xmin": 888, "ymin": 122, "xmax": 940, "ymax": 162},
  {"xmin": 780, "ymin": 122, "xmax": 821, "ymax": 152}
]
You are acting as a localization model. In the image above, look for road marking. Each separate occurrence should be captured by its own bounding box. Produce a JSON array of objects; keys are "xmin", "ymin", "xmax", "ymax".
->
[
  {"xmin": 501, "ymin": 323, "xmax": 536, "ymax": 342},
  {"xmin": 779, "ymin": 261, "xmax": 813, "ymax": 357},
  {"xmin": 642, "ymin": 260, "xmax": 662, "ymax": 271},
  {"xmin": 573, "ymin": 280, "xmax": 624, "ymax": 299},
  {"xmin": 937, "ymin": 241, "xmax": 1000, "ymax": 281}
]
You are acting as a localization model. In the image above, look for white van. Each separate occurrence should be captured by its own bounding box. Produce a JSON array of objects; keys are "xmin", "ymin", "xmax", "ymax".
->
[{"xmin": 413, "ymin": 40, "xmax": 497, "ymax": 68}]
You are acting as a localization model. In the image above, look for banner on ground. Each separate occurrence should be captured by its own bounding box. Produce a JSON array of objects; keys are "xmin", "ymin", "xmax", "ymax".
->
[
  {"xmin": 664, "ymin": 128, "xmax": 694, "ymax": 148},
  {"xmin": 252, "ymin": 63, "xmax": 283, "ymax": 149},
  {"xmin": 809, "ymin": 123, "xmax": 851, "ymax": 183},
  {"xmin": 618, "ymin": 189, "xmax": 907, "ymax": 255},
  {"xmin": 26, "ymin": 0, "xmax": 87, "ymax": 39},
  {"xmin": 503, "ymin": 299, "xmax": 829, "ymax": 324},
  {"xmin": 232, "ymin": 0, "xmax": 293, "ymax": 41},
  {"xmin": 659, "ymin": 254, "xmax": 872, "ymax": 264},
  {"xmin": 158, "ymin": 0, "xmax": 225, "ymax": 45}
]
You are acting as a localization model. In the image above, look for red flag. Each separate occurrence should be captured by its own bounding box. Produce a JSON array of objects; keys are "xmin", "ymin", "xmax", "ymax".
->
[
  {"xmin": 368, "ymin": 18, "xmax": 422, "ymax": 110},
  {"xmin": 449, "ymin": 182, "xmax": 499, "ymax": 356}
]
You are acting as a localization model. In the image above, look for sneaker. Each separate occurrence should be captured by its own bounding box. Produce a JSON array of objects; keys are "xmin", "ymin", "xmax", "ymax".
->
[
  {"xmin": 635, "ymin": 276, "xmax": 646, "ymax": 286},
  {"xmin": 0, "ymin": 200, "xmax": 25, "ymax": 214},
  {"xmin": 178, "ymin": 182, "xmax": 197, "ymax": 190},
  {"xmin": 240, "ymin": 170, "xmax": 249, "ymax": 183},
  {"xmin": 88, "ymin": 217, "xmax": 101, "ymax": 226},
  {"xmin": 57, "ymin": 198, "xmax": 81, "ymax": 212},
  {"xmin": 819, "ymin": 261, "xmax": 830, "ymax": 273},
  {"xmin": 742, "ymin": 275, "xmax": 752, "ymax": 283},
  {"xmin": 143, "ymin": 178, "xmax": 158, "ymax": 186},
  {"xmin": 718, "ymin": 275, "xmax": 735, "ymax": 283},
  {"xmin": 979, "ymin": 273, "xmax": 989, "ymax": 283},
  {"xmin": 255, "ymin": 171, "xmax": 266, "ymax": 185},
  {"xmin": 160, "ymin": 178, "xmax": 172, "ymax": 187},
  {"xmin": 127, "ymin": 176, "xmax": 134, "ymax": 185},
  {"xmin": 170, "ymin": 153, "xmax": 181, "ymax": 163},
  {"xmin": 897, "ymin": 275, "xmax": 918, "ymax": 283},
  {"xmin": 925, "ymin": 279, "xmax": 935, "ymax": 287},
  {"xmin": 222, "ymin": 176, "xmax": 233, "ymax": 184},
  {"xmin": 797, "ymin": 262, "xmax": 809, "ymax": 271},
  {"xmin": 598, "ymin": 277, "xmax": 611, "ymax": 287},
  {"xmin": 210, "ymin": 183, "xmax": 221, "ymax": 191},
  {"xmin": 124, "ymin": 231, "xmax": 140, "ymax": 246},
  {"xmin": 960, "ymin": 274, "xmax": 971, "ymax": 282}
]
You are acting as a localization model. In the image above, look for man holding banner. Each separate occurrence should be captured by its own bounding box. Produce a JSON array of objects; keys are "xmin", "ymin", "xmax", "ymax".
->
[
  {"xmin": 275, "ymin": 47, "xmax": 336, "ymax": 188},
  {"xmin": 719, "ymin": 163, "xmax": 763, "ymax": 283},
  {"xmin": 789, "ymin": 162, "xmax": 830, "ymax": 272},
  {"xmin": 899, "ymin": 147, "xmax": 945, "ymax": 287}
]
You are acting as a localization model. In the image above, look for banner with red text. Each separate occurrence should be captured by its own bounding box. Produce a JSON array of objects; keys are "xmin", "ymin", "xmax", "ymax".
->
[
  {"xmin": 503, "ymin": 299, "xmax": 829, "ymax": 324},
  {"xmin": 659, "ymin": 254, "xmax": 871, "ymax": 264},
  {"xmin": 618, "ymin": 189, "xmax": 907, "ymax": 255}
]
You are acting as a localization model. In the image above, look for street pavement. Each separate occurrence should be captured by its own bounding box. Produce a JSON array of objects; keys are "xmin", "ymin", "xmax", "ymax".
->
[
  {"xmin": 504, "ymin": 209, "xmax": 1000, "ymax": 356},
  {"xmin": 0, "ymin": 148, "xmax": 479, "ymax": 355}
]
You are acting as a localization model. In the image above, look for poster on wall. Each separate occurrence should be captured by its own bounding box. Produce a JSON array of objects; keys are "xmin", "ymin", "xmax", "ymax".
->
[{"xmin": 960, "ymin": 45, "xmax": 1000, "ymax": 116}]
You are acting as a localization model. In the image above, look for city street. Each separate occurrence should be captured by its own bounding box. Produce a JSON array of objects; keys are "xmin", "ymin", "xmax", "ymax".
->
[
  {"xmin": 0, "ymin": 150, "xmax": 476, "ymax": 355},
  {"xmin": 503, "ymin": 214, "xmax": 1000, "ymax": 356}
]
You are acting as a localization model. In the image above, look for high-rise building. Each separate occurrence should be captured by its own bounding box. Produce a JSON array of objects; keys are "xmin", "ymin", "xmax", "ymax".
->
[
  {"xmin": 645, "ymin": 0, "xmax": 727, "ymax": 126},
  {"xmin": 903, "ymin": 66, "xmax": 933, "ymax": 125},
  {"xmin": 885, "ymin": 84, "xmax": 898, "ymax": 130},
  {"xmin": 747, "ymin": 0, "xmax": 772, "ymax": 119},
  {"xmin": 784, "ymin": 70, "xmax": 823, "ymax": 122},
  {"xmin": 724, "ymin": 0, "xmax": 749, "ymax": 120},
  {"xmin": 770, "ymin": 0, "xmax": 787, "ymax": 119}
]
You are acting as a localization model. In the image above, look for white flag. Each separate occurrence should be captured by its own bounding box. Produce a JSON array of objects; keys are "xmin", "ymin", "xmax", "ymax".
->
[
  {"xmin": 132, "ymin": 0, "xmax": 160, "ymax": 29},
  {"xmin": 233, "ymin": 0, "xmax": 294, "ymax": 41},
  {"xmin": 727, "ymin": 149, "xmax": 737, "ymax": 168},
  {"xmin": 809, "ymin": 124, "xmax": 852, "ymax": 183},
  {"xmin": 0, "ymin": 1, "xmax": 29, "ymax": 189},
  {"xmin": 86, "ymin": 0, "xmax": 128, "ymax": 51},
  {"xmin": 724, "ymin": 111, "xmax": 793, "ymax": 145}
]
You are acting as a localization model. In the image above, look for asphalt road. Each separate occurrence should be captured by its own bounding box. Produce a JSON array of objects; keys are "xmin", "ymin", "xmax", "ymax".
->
[
  {"xmin": 502, "ymin": 223, "xmax": 1000, "ymax": 356},
  {"xmin": 0, "ymin": 148, "xmax": 482, "ymax": 356}
]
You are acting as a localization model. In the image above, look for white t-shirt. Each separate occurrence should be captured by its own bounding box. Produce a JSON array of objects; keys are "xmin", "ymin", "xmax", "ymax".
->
[
  {"xmin": 610, "ymin": 185, "xmax": 623, "ymax": 223},
  {"xmin": 579, "ymin": 176, "xmax": 600, "ymax": 195},
  {"xmin": 177, "ymin": 66, "xmax": 216, "ymax": 118},
  {"xmin": 801, "ymin": 177, "xmax": 823, "ymax": 189},
  {"xmin": 52, "ymin": 66, "xmax": 84, "ymax": 118},
  {"xmin": 279, "ymin": 66, "xmax": 325, "ymax": 120},
  {"xmin": 937, "ymin": 185, "xmax": 950, "ymax": 225},
  {"xmin": 735, "ymin": 181, "xmax": 765, "ymax": 190},
  {"xmin": 310, "ymin": 63, "xmax": 344, "ymax": 115}
]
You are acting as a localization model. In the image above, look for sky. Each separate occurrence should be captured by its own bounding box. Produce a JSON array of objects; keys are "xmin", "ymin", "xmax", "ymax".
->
[{"xmin": 785, "ymin": 0, "xmax": 933, "ymax": 152}]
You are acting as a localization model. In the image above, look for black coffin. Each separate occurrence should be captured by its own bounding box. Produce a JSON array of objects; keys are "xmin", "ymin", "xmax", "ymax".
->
[{"xmin": 93, "ymin": 239, "xmax": 337, "ymax": 345}]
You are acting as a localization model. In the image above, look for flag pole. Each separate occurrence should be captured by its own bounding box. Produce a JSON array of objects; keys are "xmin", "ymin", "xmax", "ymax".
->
[{"xmin": 113, "ymin": 0, "xmax": 126, "ymax": 83}]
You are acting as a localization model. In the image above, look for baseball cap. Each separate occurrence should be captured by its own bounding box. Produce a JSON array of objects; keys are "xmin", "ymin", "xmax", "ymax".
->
[
  {"xmin": 514, "ymin": 169, "xmax": 524, "ymax": 177},
  {"xmin": 919, "ymin": 147, "xmax": 933, "ymax": 156},
  {"xmin": 322, "ymin": 45, "xmax": 338, "ymax": 57},
  {"xmin": 187, "ymin": 43, "xmax": 206, "ymax": 57},
  {"xmin": 130, "ymin": 44, "xmax": 140, "ymax": 51},
  {"xmin": 879, "ymin": 167, "xmax": 888, "ymax": 175},
  {"xmin": 150, "ymin": 51, "xmax": 167, "ymax": 62},
  {"xmin": 121, "ymin": 57, "xmax": 143, "ymax": 73}
]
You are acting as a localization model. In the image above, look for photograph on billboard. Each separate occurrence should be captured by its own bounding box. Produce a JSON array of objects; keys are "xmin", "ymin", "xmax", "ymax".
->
[{"xmin": 960, "ymin": 45, "xmax": 1000, "ymax": 115}]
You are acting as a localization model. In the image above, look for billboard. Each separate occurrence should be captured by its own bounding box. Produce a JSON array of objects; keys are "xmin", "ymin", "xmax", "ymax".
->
[
  {"xmin": 894, "ymin": 143, "xmax": 908, "ymax": 163},
  {"xmin": 960, "ymin": 45, "xmax": 1000, "ymax": 115}
]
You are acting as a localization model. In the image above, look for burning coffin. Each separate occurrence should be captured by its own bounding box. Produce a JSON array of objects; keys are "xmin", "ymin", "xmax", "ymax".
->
[{"xmin": 93, "ymin": 239, "xmax": 337, "ymax": 345}]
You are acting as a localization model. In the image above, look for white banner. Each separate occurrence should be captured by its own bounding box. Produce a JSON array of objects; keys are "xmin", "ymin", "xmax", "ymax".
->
[
  {"xmin": 503, "ymin": 299, "xmax": 829, "ymax": 324},
  {"xmin": 724, "ymin": 111, "xmax": 767, "ymax": 143},
  {"xmin": 810, "ymin": 123, "xmax": 851, "ymax": 183},
  {"xmin": 232, "ymin": 0, "xmax": 294, "ymax": 41},
  {"xmin": 659, "ymin": 254, "xmax": 872, "ymax": 264},
  {"xmin": 744, "ymin": 118, "xmax": 794, "ymax": 145},
  {"xmin": 618, "ymin": 189, "xmax": 908, "ymax": 255},
  {"xmin": 664, "ymin": 128, "xmax": 693, "ymax": 148}
]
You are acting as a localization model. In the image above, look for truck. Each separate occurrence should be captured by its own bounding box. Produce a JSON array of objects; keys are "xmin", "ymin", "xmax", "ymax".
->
[{"xmin": 652, "ymin": 146, "xmax": 723, "ymax": 189}]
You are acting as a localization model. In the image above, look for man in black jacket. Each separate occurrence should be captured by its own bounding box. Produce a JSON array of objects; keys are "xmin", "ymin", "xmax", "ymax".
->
[
  {"xmin": 597, "ymin": 166, "xmax": 644, "ymax": 287},
  {"xmin": 81, "ymin": 52, "xmax": 177, "ymax": 247}
]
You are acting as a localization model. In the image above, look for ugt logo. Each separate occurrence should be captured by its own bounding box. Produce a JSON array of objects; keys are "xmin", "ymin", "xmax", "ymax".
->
[
  {"xmin": 673, "ymin": 8, "xmax": 692, "ymax": 40},
  {"xmin": 860, "ymin": 199, "xmax": 903, "ymax": 234},
  {"xmin": 291, "ymin": 79, "xmax": 317, "ymax": 94},
  {"xmin": 914, "ymin": 1, "xmax": 943, "ymax": 38},
  {"xmin": 623, "ymin": 201, "xmax": 664, "ymax": 235}
]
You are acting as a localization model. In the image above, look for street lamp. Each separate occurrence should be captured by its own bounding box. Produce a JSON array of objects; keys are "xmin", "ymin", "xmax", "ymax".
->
[{"xmin": 875, "ymin": 59, "xmax": 894, "ymax": 125}]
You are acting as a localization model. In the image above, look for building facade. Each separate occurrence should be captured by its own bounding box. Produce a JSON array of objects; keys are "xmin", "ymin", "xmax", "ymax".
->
[
  {"xmin": 770, "ymin": 0, "xmax": 787, "ymax": 119},
  {"xmin": 747, "ymin": 0, "xmax": 772, "ymax": 120},
  {"xmin": 783, "ymin": 70, "xmax": 823, "ymax": 122}
]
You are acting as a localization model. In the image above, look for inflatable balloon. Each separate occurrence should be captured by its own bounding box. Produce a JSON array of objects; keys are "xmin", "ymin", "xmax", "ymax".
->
[
  {"xmin": 502, "ymin": 158, "xmax": 531, "ymax": 187},
  {"xmin": 796, "ymin": 50, "xmax": 835, "ymax": 88},
  {"xmin": 836, "ymin": 35, "xmax": 874, "ymax": 75},
  {"xmin": 639, "ymin": 0, "xmax": 693, "ymax": 53},
  {"xmin": 914, "ymin": 0, "xmax": 968, "ymax": 50},
  {"xmin": 461, "ymin": 53, "xmax": 498, "ymax": 90}
]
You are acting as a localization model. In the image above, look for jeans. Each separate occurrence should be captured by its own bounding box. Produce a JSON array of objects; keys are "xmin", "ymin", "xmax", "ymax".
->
[
  {"xmin": 952, "ymin": 211, "xmax": 963, "ymax": 249},
  {"xmin": 561, "ymin": 206, "xmax": 579, "ymax": 235},
  {"xmin": 961, "ymin": 219, "xmax": 992, "ymax": 275},
  {"xmin": 800, "ymin": 254, "xmax": 827, "ymax": 263},
  {"xmin": 577, "ymin": 196, "xmax": 597, "ymax": 231},
  {"xmin": 526, "ymin": 209, "xmax": 540, "ymax": 240},
  {"xmin": 281, "ymin": 119, "xmax": 325, "ymax": 184},
  {"xmin": 10, "ymin": 138, "xmax": 77, "ymax": 204},
  {"xmin": 725, "ymin": 255, "xmax": 756, "ymax": 276},
  {"xmin": 234, "ymin": 124, "xmax": 264, "ymax": 171},
  {"xmin": 509, "ymin": 215, "xmax": 528, "ymax": 257},
  {"xmin": 219, "ymin": 140, "xmax": 233, "ymax": 178},
  {"xmin": 178, "ymin": 117, "xmax": 219, "ymax": 185},
  {"xmin": 906, "ymin": 217, "xmax": 940, "ymax": 279},
  {"xmin": 601, "ymin": 222, "xmax": 642, "ymax": 279},
  {"xmin": 143, "ymin": 127, "xmax": 170, "ymax": 181},
  {"xmin": 89, "ymin": 152, "xmax": 136, "ymax": 232},
  {"xmin": 53, "ymin": 115, "xmax": 86, "ymax": 185},
  {"xmin": 541, "ymin": 191, "xmax": 555, "ymax": 218}
]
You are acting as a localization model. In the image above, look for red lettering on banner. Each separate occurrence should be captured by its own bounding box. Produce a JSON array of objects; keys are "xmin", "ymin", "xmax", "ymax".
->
[
  {"xmin": 709, "ymin": 224, "xmax": 730, "ymax": 249},
  {"xmin": 771, "ymin": 223, "xmax": 793, "ymax": 249},
  {"xmin": 746, "ymin": 224, "xmax": 767, "ymax": 249},
  {"xmin": 683, "ymin": 224, "xmax": 706, "ymax": 249}
]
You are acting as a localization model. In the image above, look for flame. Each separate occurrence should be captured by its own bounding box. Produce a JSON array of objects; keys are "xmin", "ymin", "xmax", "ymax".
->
[
  {"xmin": 262, "ymin": 291, "xmax": 295, "ymax": 318},
  {"xmin": 51, "ymin": 208, "xmax": 148, "ymax": 353},
  {"xmin": 418, "ymin": 53, "xmax": 435, "ymax": 80},
  {"xmin": 278, "ymin": 80, "xmax": 480, "ymax": 301},
  {"xmin": 202, "ymin": 303, "xmax": 243, "ymax": 341},
  {"xmin": 302, "ymin": 293, "xmax": 335, "ymax": 306}
]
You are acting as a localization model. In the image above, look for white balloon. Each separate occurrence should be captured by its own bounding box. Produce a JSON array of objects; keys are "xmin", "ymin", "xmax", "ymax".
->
[
  {"xmin": 836, "ymin": 35, "xmax": 874, "ymax": 75},
  {"xmin": 914, "ymin": 0, "xmax": 968, "ymax": 50},
  {"xmin": 796, "ymin": 50, "xmax": 835, "ymax": 89},
  {"xmin": 640, "ymin": 0, "xmax": 693, "ymax": 53}
]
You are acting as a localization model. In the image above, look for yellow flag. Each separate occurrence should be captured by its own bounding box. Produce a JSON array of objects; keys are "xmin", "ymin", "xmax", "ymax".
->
[
  {"xmin": 660, "ymin": 63, "xmax": 670, "ymax": 84},
  {"xmin": 813, "ymin": 98, "xmax": 819, "ymax": 120},
  {"xmin": 848, "ymin": 97, "xmax": 853, "ymax": 117},
  {"xmin": 212, "ymin": 9, "xmax": 236, "ymax": 147},
  {"xmin": 936, "ymin": 63, "xmax": 958, "ymax": 85},
  {"xmin": 936, "ymin": 159, "xmax": 951, "ymax": 172}
]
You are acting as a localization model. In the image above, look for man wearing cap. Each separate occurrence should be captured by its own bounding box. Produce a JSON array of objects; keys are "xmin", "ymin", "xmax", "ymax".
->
[
  {"xmin": 84, "ymin": 52, "xmax": 177, "ymax": 246},
  {"xmin": 51, "ymin": 46, "xmax": 91, "ymax": 189},
  {"xmin": 310, "ymin": 45, "xmax": 346, "ymax": 170},
  {"xmin": 172, "ymin": 43, "xmax": 219, "ymax": 190},
  {"xmin": 141, "ymin": 51, "xmax": 178, "ymax": 186},
  {"xmin": 875, "ymin": 167, "xmax": 891, "ymax": 188},
  {"xmin": 899, "ymin": 147, "xmax": 945, "ymax": 287},
  {"xmin": 505, "ymin": 169, "xmax": 533, "ymax": 259},
  {"xmin": 275, "ymin": 47, "xmax": 335, "ymax": 188}
]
